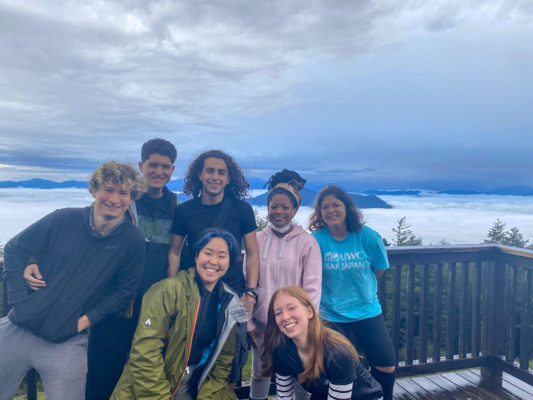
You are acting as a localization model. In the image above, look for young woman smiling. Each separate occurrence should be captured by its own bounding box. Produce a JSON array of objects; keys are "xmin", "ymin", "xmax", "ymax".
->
[
  {"xmin": 247, "ymin": 170, "xmax": 321, "ymax": 400},
  {"xmin": 309, "ymin": 185, "xmax": 396, "ymax": 400},
  {"xmin": 111, "ymin": 229, "xmax": 247, "ymax": 400},
  {"xmin": 263, "ymin": 286, "xmax": 383, "ymax": 400}
]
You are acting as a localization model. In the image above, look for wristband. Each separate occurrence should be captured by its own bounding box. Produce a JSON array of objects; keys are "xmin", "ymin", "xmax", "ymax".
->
[{"xmin": 246, "ymin": 287, "xmax": 258, "ymax": 301}]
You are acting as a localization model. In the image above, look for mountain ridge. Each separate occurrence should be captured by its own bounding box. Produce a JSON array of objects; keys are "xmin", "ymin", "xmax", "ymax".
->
[{"xmin": 2, "ymin": 179, "xmax": 533, "ymax": 197}]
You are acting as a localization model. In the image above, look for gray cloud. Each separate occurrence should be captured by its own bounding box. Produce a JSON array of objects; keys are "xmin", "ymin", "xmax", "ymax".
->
[{"xmin": 0, "ymin": 0, "xmax": 531, "ymax": 190}]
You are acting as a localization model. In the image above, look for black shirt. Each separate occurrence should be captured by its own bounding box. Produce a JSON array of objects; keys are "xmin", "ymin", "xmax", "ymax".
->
[
  {"xmin": 188, "ymin": 276, "xmax": 220, "ymax": 366},
  {"xmin": 273, "ymin": 338, "xmax": 383, "ymax": 400},
  {"xmin": 172, "ymin": 196, "xmax": 256, "ymax": 294}
]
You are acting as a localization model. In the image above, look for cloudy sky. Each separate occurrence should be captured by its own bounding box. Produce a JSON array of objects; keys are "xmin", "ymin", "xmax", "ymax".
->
[{"xmin": 1, "ymin": 0, "xmax": 532, "ymax": 191}]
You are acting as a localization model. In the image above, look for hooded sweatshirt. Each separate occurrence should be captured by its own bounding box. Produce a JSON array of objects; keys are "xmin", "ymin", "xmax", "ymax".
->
[{"xmin": 248, "ymin": 224, "xmax": 322, "ymax": 332}]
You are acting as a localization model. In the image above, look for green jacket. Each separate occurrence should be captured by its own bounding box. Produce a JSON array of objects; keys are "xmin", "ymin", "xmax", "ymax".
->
[{"xmin": 111, "ymin": 268, "xmax": 248, "ymax": 400}]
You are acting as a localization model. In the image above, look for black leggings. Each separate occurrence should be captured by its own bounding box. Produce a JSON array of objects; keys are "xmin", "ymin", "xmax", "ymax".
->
[
  {"xmin": 331, "ymin": 314, "xmax": 395, "ymax": 400},
  {"xmin": 330, "ymin": 314, "xmax": 395, "ymax": 368}
]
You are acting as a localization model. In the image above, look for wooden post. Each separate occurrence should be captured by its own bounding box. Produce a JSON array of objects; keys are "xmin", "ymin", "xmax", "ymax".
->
[
  {"xmin": 445, "ymin": 263, "xmax": 456, "ymax": 360},
  {"xmin": 419, "ymin": 264, "xmax": 429, "ymax": 363},
  {"xmin": 519, "ymin": 268, "xmax": 531, "ymax": 370},
  {"xmin": 406, "ymin": 264, "xmax": 416, "ymax": 365},
  {"xmin": 479, "ymin": 254, "xmax": 506, "ymax": 390},
  {"xmin": 471, "ymin": 262, "xmax": 481, "ymax": 357},
  {"xmin": 392, "ymin": 265, "xmax": 402, "ymax": 365},
  {"xmin": 433, "ymin": 263, "xmax": 443, "ymax": 363}
]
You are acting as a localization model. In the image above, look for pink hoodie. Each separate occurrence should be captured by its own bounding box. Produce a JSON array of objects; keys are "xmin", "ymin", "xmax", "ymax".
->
[{"xmin": 247, "ymin": 223, "xmax": 322, "ymax": 332}]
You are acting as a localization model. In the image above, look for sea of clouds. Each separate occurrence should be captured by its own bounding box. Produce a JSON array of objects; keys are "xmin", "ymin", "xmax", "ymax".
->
[{"xmin": 1, "ymin": 189, "xmax": 533, "ymax": 246}]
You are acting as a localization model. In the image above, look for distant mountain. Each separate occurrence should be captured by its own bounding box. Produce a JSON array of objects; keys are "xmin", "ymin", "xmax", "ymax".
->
[
  {"xmin": 364, "ymin": 189, "xmax": 422, "ymax": 196},
  {"xmin": 177, "ymin": 188, "xmax": 391, "ymax": 209},
  {"xmin": 439, "ymin": 185, "xmax": 533, "ymax": 196},
  {"xmin": 2, "ymin": 179, "xmax": 533, "ymax": 197},
  {"xmin": 250, "ymin": 187, "xmax": 392, "ymax": 209},
  {"xmin": 0, "ymin": 178, "xmax": 87, "ymax": 189}
]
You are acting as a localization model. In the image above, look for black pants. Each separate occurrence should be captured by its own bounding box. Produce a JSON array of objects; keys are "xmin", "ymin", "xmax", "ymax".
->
[
  {"xmin": 85, "ymin": 314, "xmax": 138, "ymax": 400},
  {"xmin": 331, "ymin": 314, "xmax": 396, "ymax": 400},
  {"xmin": 331, "ymin": 314, "xmax": 395, "ymax": 368}
]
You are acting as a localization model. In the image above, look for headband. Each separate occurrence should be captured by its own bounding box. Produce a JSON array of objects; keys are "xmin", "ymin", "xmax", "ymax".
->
[{"xmin": 269, "ymin": 182, "xmax": 302, "ymax": 207}]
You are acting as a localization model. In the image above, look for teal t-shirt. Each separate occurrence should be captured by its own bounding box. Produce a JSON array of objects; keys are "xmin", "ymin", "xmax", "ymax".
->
[{"xmin": 312, "ymin": 226, "xmax": 389, "ymax": 322}]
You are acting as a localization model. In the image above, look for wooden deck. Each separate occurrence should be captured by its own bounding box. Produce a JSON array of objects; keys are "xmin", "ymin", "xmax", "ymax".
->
[{"xmin": 394, "ymin": 369, "xmax": 533, "ymax": 399}]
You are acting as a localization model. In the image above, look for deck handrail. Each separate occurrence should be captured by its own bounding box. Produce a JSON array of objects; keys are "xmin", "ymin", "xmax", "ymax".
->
[
  {"xmin": 2, "ymin": 245, "xmax": 533, "ymax": 399},
  {"xmin": 377, "ymin": 244, "xmax": 533, "ymax": 392}
]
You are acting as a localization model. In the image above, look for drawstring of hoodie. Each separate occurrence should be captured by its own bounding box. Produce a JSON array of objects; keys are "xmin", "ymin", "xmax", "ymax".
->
[
  {"xmin": 277, "ymin": 235, "xmax": 287, "ymax": 259},
  {"xmin": 262, "ymin": 228, "xmax": 289, "ymax": 261},
  {"xmin": 262, "ymin": 230, "xmax": 273, "ymax": 261}
]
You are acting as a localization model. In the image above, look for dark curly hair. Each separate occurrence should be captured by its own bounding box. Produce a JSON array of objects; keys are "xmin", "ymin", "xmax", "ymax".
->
[
  {"xmin": 183, "ymin": 150, "xmax": 249, "ymax": 199},
  {"xmin": 265, "ymin": 169, "xmax": 306, "ymax": 208},
  {"xmin": 308, "ymin": 185, "xmax": 364, "ymax": 232}
]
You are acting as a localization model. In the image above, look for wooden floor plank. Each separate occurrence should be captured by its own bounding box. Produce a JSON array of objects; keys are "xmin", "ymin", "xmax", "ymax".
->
[
  {"xmin": 438, "ymin": 372, "xmax": 488, "ymax": 400},
  {"xmin": 492, "ymin": 371, "xmax": 533, "ymax": 400},
  {"xmin": 425, "ymin": 374, "xmax": 476, "ymax": 400},
  {"xmin": 395, "ymin": 378, "xmax": 428, "ymax": 399},
  {"xmin": 456, "ymin": 370, "xmax": 520, "ymax": 400},
  {"xmin": 390, "ymin": 369, "xmax": 533, "ymax": 400},
  {"xmin": 410, "ymin": 376, "xmax": 454, "ymax": 398},
  {"xmin": 393, "ymin": 379, "xmax": 418, "ymax": 400},
  {"xmin": 503, "ymin": 372, "xmax": 533, "ymax": 393}
]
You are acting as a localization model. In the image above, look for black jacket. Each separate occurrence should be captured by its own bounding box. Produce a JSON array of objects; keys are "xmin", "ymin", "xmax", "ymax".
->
[{"xmin": 3, "ymin": 207, "xmax": 145, "ymax": 343}]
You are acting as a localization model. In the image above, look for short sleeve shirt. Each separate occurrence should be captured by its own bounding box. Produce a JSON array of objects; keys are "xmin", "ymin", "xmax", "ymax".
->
[
  {"xmin": 312, "ymin": 226, "xmax": 389, "ymax": 322},
  {"xmin": 172, "ymin": 197, "xmax": 256, "ymax": 294}
]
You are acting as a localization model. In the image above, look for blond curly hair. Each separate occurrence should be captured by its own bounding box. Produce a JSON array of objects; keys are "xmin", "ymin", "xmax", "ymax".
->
[{"xmin": 89, "ymin": 161, "xmax": 145, "ymax": 200}]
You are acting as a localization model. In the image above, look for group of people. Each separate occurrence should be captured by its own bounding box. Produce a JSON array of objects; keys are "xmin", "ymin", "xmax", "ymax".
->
[{"xmin": 0, "ymin": 138, "xmax": 395, "ymax": 400}]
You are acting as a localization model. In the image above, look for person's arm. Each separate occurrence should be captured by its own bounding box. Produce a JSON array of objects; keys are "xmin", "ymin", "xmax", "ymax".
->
[
  {"xmin": 328, "ymin": 382, "xmax": 354, "ymax": 399},
  {"xmin": 168, "ymin": 234, "xmax": 185, "ymax": 277},
  {"xmin": 324, "ymin": 345, "xmax": 358, "ymax": 399},
  {"xmin": 368, "ymin": 228, "xmax": 390, "ymax": 280},
  {"xmin": 127, "ymin": 281, "xmax": 178, "ymax": 399},
  {"xmin": 302, "ymin": 237, "xmax": 322, "ymax": 308},
  {"xmin": 373, "ymin": 268, "xmax": 386, "ymax": 279},
  {"xmin": 275, "ymin": 373, "xmax": 296, "ymax": 399},
  {"xmin": 3, "ymin": 212, "xmax": 55, "ymax": 305},
  {"xmin": 242, "ymin": 230, "xmax": 259, "ymax": 311}
]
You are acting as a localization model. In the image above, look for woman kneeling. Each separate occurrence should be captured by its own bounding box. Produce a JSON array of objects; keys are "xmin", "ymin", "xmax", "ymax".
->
[
  {"xmin": 263, "ymin": 286, "xmax": 383, "ymax": 400},
  {"xmin": 111, "ymin": 228, "xmax": 247, "ymax": 400}
]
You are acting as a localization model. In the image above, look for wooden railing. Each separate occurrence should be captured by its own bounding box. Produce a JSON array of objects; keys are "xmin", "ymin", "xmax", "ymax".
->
[
  {"xmin": 380, "ymin": 244, "xmax": 533, "ymax": 390},
  {"xmin": 3, "ymin": 245, "xmax": 533, "ymax": 399}
]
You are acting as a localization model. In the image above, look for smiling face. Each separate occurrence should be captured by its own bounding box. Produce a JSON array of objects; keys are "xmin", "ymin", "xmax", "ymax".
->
[
  {"xmin": 273, "ymin": 292, "xmax": 313, "ymax": 343},
  {"xmin": 268, "ymin": 193, "xmax": 297, "ymax": 229},
  {"xmin": 320, "ymin": 194, "xmax": 347, "ymax": 229},
  {"xmin": 139, "ymin": 153, "xmax": 175, "ymax": 196},
  {"xmin": 198, "ymin": 157, "xmax": 230, "ymax": 201},
  {"xmin": 195, "ymin": 237, "xmax": 230, "ymax": 291},
  {"xmin": 92, "ymin": 181, "xmax": 132, "ymax": 223}
]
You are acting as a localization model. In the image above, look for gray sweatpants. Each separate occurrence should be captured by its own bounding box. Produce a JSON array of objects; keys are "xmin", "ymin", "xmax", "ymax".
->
[{"xmin": 0, "ymin": 317, "xmax": 88, "ymax": 400}]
